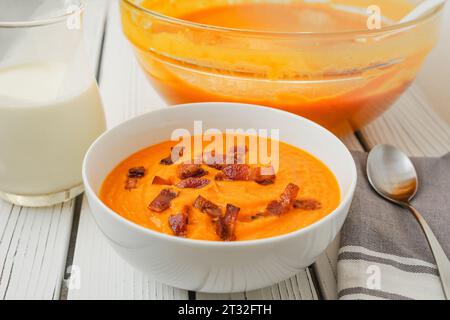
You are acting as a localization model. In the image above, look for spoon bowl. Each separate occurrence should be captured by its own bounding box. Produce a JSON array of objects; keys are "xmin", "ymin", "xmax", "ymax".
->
[{"xmin": 367, "ymin": 144, "xmax": 419, "ymax": 204}]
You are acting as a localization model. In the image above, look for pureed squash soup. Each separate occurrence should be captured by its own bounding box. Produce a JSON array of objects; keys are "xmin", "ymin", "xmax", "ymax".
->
[
  {"xmin": 100, "ymin": 135, "xmax": 340, "ymax": 241},
  {"xmin": 120, "ymin": 0, "xmax": 440, "ymax": 135}
]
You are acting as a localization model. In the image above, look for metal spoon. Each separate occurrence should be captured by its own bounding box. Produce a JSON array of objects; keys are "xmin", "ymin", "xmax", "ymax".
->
[{"xmin": 367, "ymin": 144, "xmax": 450, "ymax": 299}]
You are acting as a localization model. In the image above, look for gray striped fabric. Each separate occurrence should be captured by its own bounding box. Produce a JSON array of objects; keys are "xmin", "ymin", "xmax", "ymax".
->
[{"xmin": 337, "ymin": 152, "xmax": 450, "ymax": 300}]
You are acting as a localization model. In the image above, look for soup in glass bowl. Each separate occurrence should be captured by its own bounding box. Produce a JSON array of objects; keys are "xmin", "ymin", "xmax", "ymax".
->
[{"xmin": 120, "ymin": 0, "xmax": 444, "ymax": 135}]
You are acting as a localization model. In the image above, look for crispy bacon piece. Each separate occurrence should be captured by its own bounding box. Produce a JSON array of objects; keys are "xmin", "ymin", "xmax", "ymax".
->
[
  {"xmin": 148, "ymin": 189, "xmax": 179, "ymax": 213},
  {"xmin": 266, "ymin": 201, "xmax": 285, "ymax": 216},
  {"xmin": 215, "ymin": 165, "xmax": 276, "ymax": 185},
  {"xmin": 177, "ymin": 164, "xmax": 207, "ymax": 179},
  {"xmin": 207, "ymin": 163, "xmax": 226, "ymax": 170},
  {"xmin": 203, "ymin": 145, "xmax": 247, "ymax": 169},
  {"xmin": 152, "ymin": 176, "xmax": 172, "ymax": 186},
  {"xmin": 216, "ymin": 204, "xmax": 240, "ymax": 241},
  {"xmin": 193, "ymin": 195, "xmax": 222, "ymax": 218},
  {"xmin": 294, "ymin": 199, "xmax": 322, "ymax": 210},
  {"xmin": 251, "ymin": 166, "xmax": 276, "ymax": 185},
  {"xmin": 280, "ymin": 183, "xmax": 300, "ymax": 207},
  {"xmin": 125, "ymin": 178, "xmax": 139, "ymax": 190},
  {"xmin": 214, "ymin": 173, "xmax": 227, "ymax": 181},
  {"xmin": 221, "ymin": 164, "xmax": 252, "ymax": 181},
  {"xmin": 125, "ymin": 167, "xmax": 146, "ymax": 190},
  {"xmin": 160, "ymin": 146, "xmax": 185, "ymax": 165},
  {"xmin": 128, "ymin": 167, "xmax": 146, "ymax": 178},
  {"xmin": 176, "ymin": 177, "xmax": 210, "ymax": 189},
  {"xmin": 169, "ymin": 206, "xmax": 189, "ymax": 237},
  {"xmin": 266, "ymin": 183, "xmax": 300, "ymax": 216}
]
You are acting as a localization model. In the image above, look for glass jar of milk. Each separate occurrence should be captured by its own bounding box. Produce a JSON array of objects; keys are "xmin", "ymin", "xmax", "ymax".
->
[{"xmin": 0, "ymin": 0, "xmax": 106, "ymax": 207}]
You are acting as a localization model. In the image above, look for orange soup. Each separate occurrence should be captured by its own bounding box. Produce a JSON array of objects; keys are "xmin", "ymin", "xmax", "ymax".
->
[
  {"xmin": 178, "ymin": 3, "xmax": 369, "ymax": 32},
  {"xmin": 100, "ymin": 136, "xmax": 340, "ymax": 241},
  {"xmin": 120, "ymin": 0, "xmax": 436, "ymax": 135}
]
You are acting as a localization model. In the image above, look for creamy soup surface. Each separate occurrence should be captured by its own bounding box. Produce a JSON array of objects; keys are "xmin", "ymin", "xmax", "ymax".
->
[{"xmin": 100, "ymin": 136, "xmax": 340, "ymax": 241}]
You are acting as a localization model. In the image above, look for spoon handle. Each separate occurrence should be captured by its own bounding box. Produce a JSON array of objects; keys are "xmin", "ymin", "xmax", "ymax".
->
[{"xmin": 407, "ymin": 204, "xmax": 450, "ymax": 299}]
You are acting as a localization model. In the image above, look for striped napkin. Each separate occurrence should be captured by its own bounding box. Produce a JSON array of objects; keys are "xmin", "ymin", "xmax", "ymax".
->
[{"xmin": 337, "ymin": 152, "xmax": 450, "ymax": 300}]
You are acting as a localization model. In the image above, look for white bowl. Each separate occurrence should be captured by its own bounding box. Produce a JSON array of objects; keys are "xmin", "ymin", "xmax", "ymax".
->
[{"xmin": 83, "ymin": 102, "xmax": 357, "ymax": 293}]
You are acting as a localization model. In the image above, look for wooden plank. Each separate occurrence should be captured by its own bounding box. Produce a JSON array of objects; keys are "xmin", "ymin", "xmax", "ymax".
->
[
  {"xmin": 67, "ymin": 1, "xmax": 186, "ymax": 300},
  {"xmin": 0, "ymin": 202, "xmax": 74, "ymax": 299},
  {"xmin": 0, "ymin": 0, "xmax": 109, "ymax": 300},
  {"xmin": 83, "ymin": 0, "xmax": 110, "ymax": 76}
]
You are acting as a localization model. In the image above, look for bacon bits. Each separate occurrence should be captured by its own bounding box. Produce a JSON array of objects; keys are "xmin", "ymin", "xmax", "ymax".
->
[
  {"xmin": 214, "ymin": 173, "xmax": 227, "ymax": 181},
  {"xmin": 193, "ymin": 196, "xmax": 222, "ymax": 218},
  {"xmin": 251, "ymin": 166, "xmax": 276, "ymax": 185},
  {"xmin": 250, "ymin": 212, "xmax": 266, "ymax": 220},
  {"xmin": 216, "ymin": 204, "xmax": 240, "ymax": 241},
  {"xmin": 265, "ymin": 201, "xmax": 285, "ymax": 216},
  {"xmin": 152, "ymin": 176, "xmax": 172, "ymax": 186},
  {"xmin": 294, "ymin": 199, "xmax": 322, "ymax": 210},
  {"xmin": 203, "ymin": 146, "xmax": 248, "ymax": 170},
  {"xmin": 266, "ymin": 183, "xmax": 300, "ymax": 216},
  {"xmin": 125, "ymin": 178, "xmax": 139, "ymax": 190},
  {"xmin": 220, "ymin": 164, "xmax": 252, "ymax": 181},
  {"xmin": 148, "ymin": 189, "xmax": 179, "ymax": 213},
  {"xmin": 160, "ymin": 146, "xmax": 185, "ymax": 165},
  {"xmin": 280, "ymin": 183, "xmax": 300, "ymax": 207},
  {"xmin": 125, "ymin": 167, "xmax": 146, "ymax": 190},
  {"xmin": 176, "ymin": 177, "xmax": 210, "ymax": 189},
  {"xmin": 128, "ymin": 167, "xmax": 146, "ymax": 178},
  {"xmin": 169, "ymin": 207, "xmax": 189, "ymax": 237},
  {"xmin": 215, "ymin": 164, "xmax": 276, "ymax": 185},
  {"xmin": 177, "ymin": 164, "xmax": 208, "ymax": 179}
]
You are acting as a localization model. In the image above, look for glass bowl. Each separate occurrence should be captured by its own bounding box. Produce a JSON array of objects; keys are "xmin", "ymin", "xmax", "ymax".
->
[{"xmin": 120, "ymin": 0, "xmax": 444, "ymax": 135}]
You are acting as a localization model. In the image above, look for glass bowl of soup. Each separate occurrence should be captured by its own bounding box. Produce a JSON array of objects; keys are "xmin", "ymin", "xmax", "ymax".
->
[{"xmin": 120, "ymin": 0, "xmax": 444, "ymax": 135}]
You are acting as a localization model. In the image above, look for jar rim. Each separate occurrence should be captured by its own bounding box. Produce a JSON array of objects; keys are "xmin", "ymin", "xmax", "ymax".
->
[{"xmin": 0, "ymin": 0, "xmax": 84, "ymax": 28}]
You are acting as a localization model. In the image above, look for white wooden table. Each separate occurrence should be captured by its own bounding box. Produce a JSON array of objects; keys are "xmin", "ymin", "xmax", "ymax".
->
[{"xmin": 1, "ymin": 0, "xmax": 448, "ymax": 300}]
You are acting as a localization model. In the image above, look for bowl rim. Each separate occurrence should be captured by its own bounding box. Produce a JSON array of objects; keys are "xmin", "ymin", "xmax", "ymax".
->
[
  {"xmin": 120, "ymin": 0, "xmax": 444, "ymax": 37},
  {"xmin": 83, "ymin": 102, "xmax": 357, "ymax": 248}
]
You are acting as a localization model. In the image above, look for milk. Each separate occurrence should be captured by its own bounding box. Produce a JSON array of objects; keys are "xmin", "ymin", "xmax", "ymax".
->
[{"xmin": 0, "ymin": 62, "xmax": 106, "ymax": 195}]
